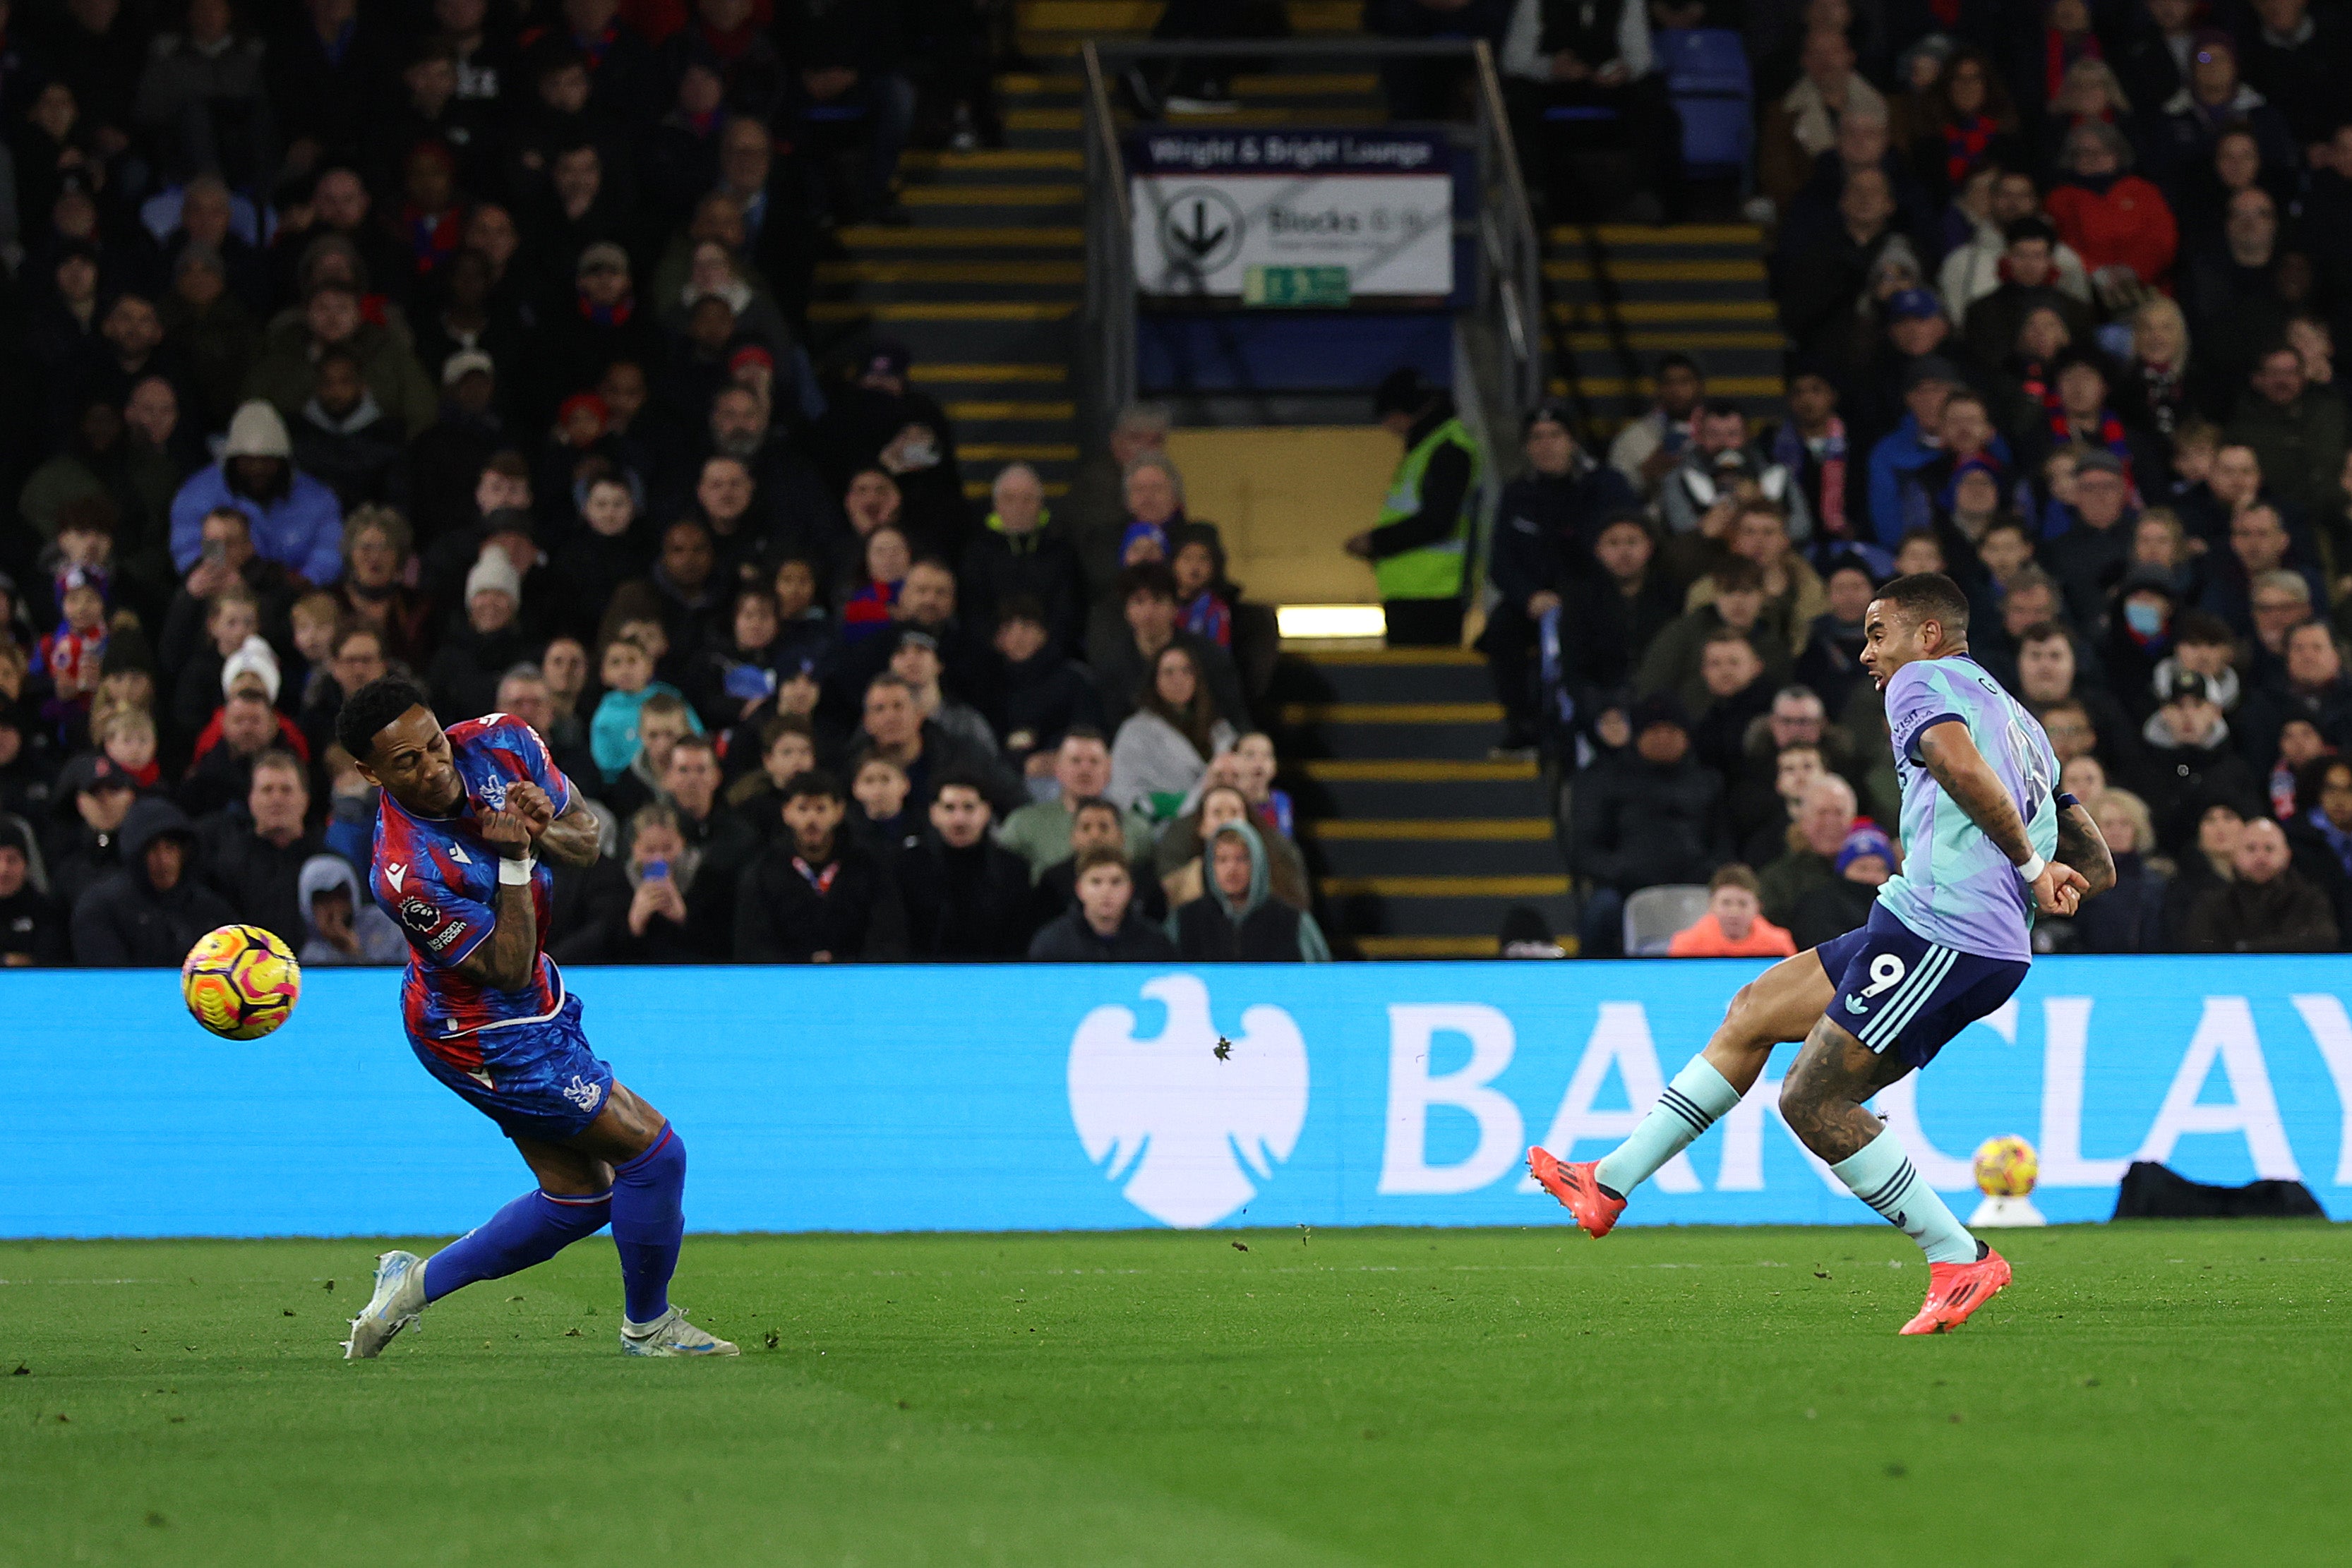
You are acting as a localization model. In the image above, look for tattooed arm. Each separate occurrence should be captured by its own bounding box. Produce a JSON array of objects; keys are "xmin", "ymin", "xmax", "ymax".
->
[{"xmin": 1916, "ymin": 720, "xmax": 2092, "ymax": 916}]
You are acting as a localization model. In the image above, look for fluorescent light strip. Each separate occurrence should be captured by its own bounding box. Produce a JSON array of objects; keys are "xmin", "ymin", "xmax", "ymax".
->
[{"xmin": 1277, "ymin": 604, "xmax": 1388, "ymax": 639}]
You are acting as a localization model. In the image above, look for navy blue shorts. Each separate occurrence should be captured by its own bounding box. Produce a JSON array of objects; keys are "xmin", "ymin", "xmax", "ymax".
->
[
  {"xmin": 1815, "ymin": 905, "xmax": 2029, "ymax": 1071},
  {"xmin": 408, "ymin": 991, "xmax": 616, "ymax": 1143}
]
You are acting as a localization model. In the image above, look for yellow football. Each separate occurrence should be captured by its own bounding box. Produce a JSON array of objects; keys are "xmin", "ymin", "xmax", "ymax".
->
[
  {"xmin": 181, "ymin": 924, "xmax": 302, "ymax": 1040},
  {"xmin": 1972, "ymin": 1134, "xmax": 2039, "ymax": 1198}
]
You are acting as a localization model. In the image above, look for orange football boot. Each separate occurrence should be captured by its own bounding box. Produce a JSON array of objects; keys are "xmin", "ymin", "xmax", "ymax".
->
[
  {"xmin": 1526, "ymin": 1146, "xmax": 1626, "ymax": 1238},
  {"xmin": 1898, "ymin": 1243, "xmax": 2012, "ymax": 1334}
]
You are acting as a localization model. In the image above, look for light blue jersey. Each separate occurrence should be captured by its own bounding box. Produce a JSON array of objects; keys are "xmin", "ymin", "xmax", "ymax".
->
[{"xmin": 1874, "ymin": 654, "xmax": 2060, "ymax": 962}]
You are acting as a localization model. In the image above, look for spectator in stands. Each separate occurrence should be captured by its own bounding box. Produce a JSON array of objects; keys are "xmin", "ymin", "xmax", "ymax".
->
[
  {"xmin": 197, "ymin": 749, "xmax": 319, "ymax": 951},
  {"xmin": 1864, "ymin": 358, "xmax": 1960, "ymax": 543},
  {"xmin": 1478, "ymin": 402, "xmax": 1637, "ymax": 752},
  {"xmin": 1607, "ymin": 354, "xmax": 1703, "ymax": 499},
  {"xmin": 2013, "ymin": 620, "xmax": 2137, "ymax": 770},
  {"xmin": 1029, "ymin": 846, "xmax": 1181, "ymax": 962},
  {"xmin": 1158, "ymin": 779, "xmax": 1308, "ymax": 915},
  {"xmin": 2185, "ymin": 814, "xmax": 2336, "ymax": 951},
  {"xmin": 1068, "ymin": 404, "xmax": 1172, "ymax": 596},
  {"xmin": 2154, "ymin": 31, "xmax": 2297, "ymax": 195},
  {"xmin": 1660, "ymin": 402, "xmax": 1813, "ymax": 543},
  {"xmin": 994, "ymin": 598, "xmax": 1105, "ymax": 780},
  {"xmin": 963, "ymin": 462, "xmax": 1086, "ymax": 658},
  {"xmin": 898, "ymin": 775, "xmax": 1035, "ymax": 959},
  {"xmin": 559, "ymin": 803, "xmax": 733, "ymax": 965},
  {"xmin": 846, "ymin": 673, "xmax": 1019, "ymax": 820},
  {"xmin": 0, "ymin": 819, "xmax": 66, "ymax": 965},
  {"xmin": 1775, "ymin": 166, "xmax": 1912, "ymax": 368},
  {"xmin": 71, "ymin": 796, "xmax": 235, "ymax": 966},
  {"xmin": 2228, "ymin": 346, "xmax": 2346, "ymax": 526},
  {"xmin": 1790, "ymin": 821, "xmax": 1890, "ymax": 948},
  {"xmin": 734, "ymin": 768, "xmax": 904, "ymax": 963},
  {"xmin": 2182, "ymin": 188, "xmax": 2291, "ymax": 395},
  {"xmin": 1110, "ymin": 645, "xmax": 1235, "ymax": 823},
  {"xmin": 2130, "ymin": 670, "xmax": 2258, "ymax": 848},
  {"xmin": 601, "ymin": 692, "xmax": 699, "ymax": 821},
  {"xmin": 46, "ymin": 754, "xmax": 140, "ymax": 915},
  {"xmin": 1667, "ymin": 863, "xmax": 1796, "ymax": 957},
  {"xmin": 1569, "ymin": 693, "xmax": 1728, "ymax": 957},
  {"xmin": 888, "ymin": 632, "xmax": 996, "ymax": 759},
  {"xmin": 1033, "ymin": 794, "xmax": 1165, "ymax": 927},
  {"xmin": 2241, "ymin": 621, "xmax": 2352, "ymax": 773},
  {"xmin": 1172, "ymin": 819, "xmax": 1330, "ymax": 962},
  {"xmin": 1345, "ymin": 368, "xmax": 1481, "ymax": 646},
  {"xmin": 1772, "ymin": 369, "xmax": 1856, "ymax": 548},
  {"xmin": 296, "ymin": 852, "xmax": 407, "ymax": 966},
  {"xmin": 2200, "ymin": 502, "xmax": 2322, "ymax": 642},
  {"xmin": 1090, "ymin": 563, "xmax": 1248, "ymax": 735},
  {"xmin": 1961, "ymin": 219, "xmax": 2095, "ymax": 374},
  {"xmin": 1554, "ymin": 512, "xmax": 1681, "ymax": 723},
  {"xmin": 1758, "ymin": 26, "xmax": 1885, "ymax": 211},
  {"xmin": 1637, "ymin": 559, "xmax": 1791, "ymax": 718},
  {"xmin": 2045, "ymin": 121, "xmax": 2177, "ymax": 298},
  {"xmin": 2069, "ymin": 787, "xmax": 2167, "ymax": 951},
  {"xmin": 1499, "ymin": 0, "xmax": 1682, "ymax": 220},
  {"xmin": 998, "ymin": 729, "xmax": 1153, "ymax": 880},
  {"xmin": 1941, "ymin": 168, "xmax": 2089, "ymax": 329},
  {"xmin": 1758, "ymin": 773, "xmax": 1856, "ymax": 927},
  {"xmin": 2045, "ymin": 450, "xmax": 2139, "ymax": 626},
  {"xmin": 428, "ymin": 551, "xmax": 536, "ymax": 721},
  {"xmin": 168, "ymin": 402, "xmax": 344, "ymax": 586}
]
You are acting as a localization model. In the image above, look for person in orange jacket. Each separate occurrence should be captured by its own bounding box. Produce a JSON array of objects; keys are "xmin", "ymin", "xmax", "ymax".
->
[{"xmin": 1667, "ymin": 862, "xmax": 1799, "ymax": 958}]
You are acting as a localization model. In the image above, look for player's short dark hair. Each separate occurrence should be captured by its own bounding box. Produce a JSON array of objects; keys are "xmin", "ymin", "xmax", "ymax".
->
[
  {"xmin": 337, "ymin": 675, "xmax": 432, "ymax": 764},
  {"xmin": 1874, "ymin": 572, "xmax": 1971, "ymax": 637},
  {"xmin": 780, "ymin": 767, "xmax": 843, "ymax": 804}
]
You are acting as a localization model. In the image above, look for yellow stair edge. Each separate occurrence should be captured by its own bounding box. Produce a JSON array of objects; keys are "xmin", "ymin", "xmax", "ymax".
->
[
  {"xmin": 1353, "ymin": 934, "xmax": 1580, "ymax": 958},
  {"xmin": 808, "ymin": 301, "xmax": 1076, "ymax": 322},
  {"xmin": 1546, "ymin": 259, "xmax": 1766, "ymax": 282},
  {"xmin": 901, "ymin": 183, "xmax": 1084, "ymax": 205},
  {"xmin": 1006, "ymin": 109, "xmax": 1082, "ymax": 131},
  {"xmin": 814, "ymin": 260, "xmax": 1085, "ymax": 284},
  {"xmin": 1299, "ymin": 646, "xmax": 1483, "ymax": 667},
  {"xmin": 1561, "ymin": 331, "xmax": 1787, "ymax": 351},
  {"xmin": 943, "ymin": 399, "xmax": 1077, "ymax": 419},
  {"xmin": 959, "ymin": 442, "xmax": 1081, "ymax": 462},
  {"xmin": 1321, "ymin": 875, "xmax": 1571, "ymax": 898},
  {"xmin": 1549, "ymin": 224, "xmax": 1765, "ymax": 246},
  {"xmin": 1302, "ymin": 759, "xmax": 1538, "ymax": 783},
  {"xmin": 913, "ymin": 363, "xmax": 1069, "ymax": 383},
  {"xmin": 1280, "ymin": 702, "xmax": 1503, "ymax": 725},
  {"xmin": 839, "ymin": 225, "xmax": 1082, "ymax": 248},
  {"xmin": 899, "ymin": 148, "xmax": 1083, "ymax": 171},
  {"xmin": 1551, "ymin": 300, "xmax": 1775, "ymax": 322},
  {"xmin": 1308, "ymin": 818, "xmax": 1554, "ymax": 842}
]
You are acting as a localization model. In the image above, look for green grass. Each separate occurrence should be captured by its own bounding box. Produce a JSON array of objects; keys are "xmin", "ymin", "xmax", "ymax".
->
[{"xmin": 4, "ymin": 1222, "xmax": 2350, "ymax": 1566}]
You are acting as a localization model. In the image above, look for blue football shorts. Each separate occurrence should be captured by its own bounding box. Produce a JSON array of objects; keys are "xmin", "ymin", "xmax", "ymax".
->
[
  {"xmin": 407, "ymin": 991, "xmax": 616, "ymax": 1142},
  {"xmin": 1814, "ymin": 904, "xmax": 2030, "ymax": 1071}
]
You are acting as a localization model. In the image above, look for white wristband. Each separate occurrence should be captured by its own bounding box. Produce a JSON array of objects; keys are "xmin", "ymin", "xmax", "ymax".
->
[
  {"xmin": 498, "ymin": 855, "xmax": 536, "ymax": 886},
  {"xmin": 2015, "ymin": 853, "xmax": 2046, "ymax": 883}
]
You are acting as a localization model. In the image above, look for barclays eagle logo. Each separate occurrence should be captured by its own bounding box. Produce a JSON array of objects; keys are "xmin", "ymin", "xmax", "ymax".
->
[{"xmin": 1067, "ymin": 974, "xmax": 1309, "ymax": 1227}]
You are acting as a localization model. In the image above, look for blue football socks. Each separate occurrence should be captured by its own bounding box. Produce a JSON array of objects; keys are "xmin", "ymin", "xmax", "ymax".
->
[
  {"xmin": 611, "ymin": 1126, "xmax": 688, "ymax": 1325},
  {"xmin": 424, "ymin": 1188, "xmax": 613, "ymax": 1304},
  {"xmin": 1830, "ymin": 1127, "xmax": 1979, "ymax": 1265}
]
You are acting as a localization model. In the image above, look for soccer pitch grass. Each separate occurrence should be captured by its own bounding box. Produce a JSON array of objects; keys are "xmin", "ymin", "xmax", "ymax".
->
[{"xmin": 6, "ymin": 1222, "xmax": 2349, "ymax": 1567}]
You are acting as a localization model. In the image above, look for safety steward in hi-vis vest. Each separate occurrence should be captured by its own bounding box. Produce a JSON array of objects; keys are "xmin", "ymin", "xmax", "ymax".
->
[{"xmin": 1346, "ymin": 368, "xmax": 1484, "ymax": 647}]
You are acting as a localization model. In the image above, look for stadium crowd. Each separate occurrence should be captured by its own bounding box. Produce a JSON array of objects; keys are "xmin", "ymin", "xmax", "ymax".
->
[
  {"xmin": 0, "ymin": 0, "xmax": 1328, "ymax": 967},
  {"xmin": 1474, "ymin": 0, "xmax": 2352, "ymax": 956}
]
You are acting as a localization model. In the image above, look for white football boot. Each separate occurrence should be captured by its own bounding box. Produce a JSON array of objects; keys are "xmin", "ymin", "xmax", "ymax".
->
[
  {"xmin": 342, "ymin": 1250, "xmax": 427, "ymax": 1360},
  {"xmin": 618, "ymin": 1305, "xmax": 738, "ymax": 1357}
]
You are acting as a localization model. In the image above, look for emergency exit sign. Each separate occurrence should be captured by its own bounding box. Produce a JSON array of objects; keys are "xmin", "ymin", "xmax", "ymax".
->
[{"xmin": 1243, "ymin": 265, "xmax": 1351, "ymax": 306}]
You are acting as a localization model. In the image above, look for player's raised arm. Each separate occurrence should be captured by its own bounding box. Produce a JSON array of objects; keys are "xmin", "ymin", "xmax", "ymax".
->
[
  {"xmin": 507, "ymin": 780, "xmax": 599, "ymax": 869},
  {"xmin": 1915, "ymin": 720, "xmax": 2089, "ymax": 916},
  {"xmin": 451, "ymin": 807, "xmax": 544, "ymax": 989}
]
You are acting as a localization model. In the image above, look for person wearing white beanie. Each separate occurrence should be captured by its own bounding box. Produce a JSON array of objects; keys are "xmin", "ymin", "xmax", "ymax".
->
[
  {"xmin": 168, "ymin": 399, "xmax": 347, "ymax": 586},
  {"xmin": 428, "ymin": 548, "xmax": 534, "ymax": 717},
  {"xmin": 219, "ymin": 634, "xmax": 283, "ymax": 705}
]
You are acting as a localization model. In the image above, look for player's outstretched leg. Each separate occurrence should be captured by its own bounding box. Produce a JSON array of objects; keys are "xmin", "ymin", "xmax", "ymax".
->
[
  {"xmin": 1530, "ymin": 948, "xmax": 1833, "ymax": 1234},
  {"xmin": 344, "ymin": 1188, "xmax": 613, "ymax": 1359},
  {"xmin": 1779, "ymin": 1019, "xmax": 2009, "ymax": 1334},
  {"xmin": 578, "ymin": 1087, "xmax": 736, "ymax": 1357}
]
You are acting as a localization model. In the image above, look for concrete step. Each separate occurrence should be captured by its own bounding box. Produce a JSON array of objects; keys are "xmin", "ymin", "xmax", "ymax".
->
[
  {"xmin": 1292, "ymin": 758, "xmax": 1554, "ymax": 820},
  {"xmin": 1271, "ymin": 648, "xmax": 1494, "ymax": 707},
  {"xmin": 1278, "ymin": 701, "xmax": 1507, "ymax": 761},
  {"xmin": 1310, "ymin": 832, "xmax": 1559, "ymax": 879}
]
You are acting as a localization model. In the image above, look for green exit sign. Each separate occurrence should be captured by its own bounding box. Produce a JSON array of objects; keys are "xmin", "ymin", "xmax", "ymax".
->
[{"xmin": 1243, "ymin": 265, "xmax": 1351, "ymax": 307}]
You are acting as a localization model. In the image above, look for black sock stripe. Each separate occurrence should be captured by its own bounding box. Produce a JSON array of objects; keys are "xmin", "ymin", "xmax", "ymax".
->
[
  {"xmin": 1860, "ymin": 1163, "xmax": 1917, "ymax": 1210},
  {"xmin": 1657, "ymin": 1094, "xmax": 1711, "ymax": 1135},
  {"xmin": 1866, "ymin": 1171, "xmax": 1918, "ymax": 1217}
]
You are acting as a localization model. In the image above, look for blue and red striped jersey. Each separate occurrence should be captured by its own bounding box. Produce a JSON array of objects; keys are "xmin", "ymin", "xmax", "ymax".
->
[{"xmin": 367, "ymin": 713, "xmax": 577, "ymax": 1068}]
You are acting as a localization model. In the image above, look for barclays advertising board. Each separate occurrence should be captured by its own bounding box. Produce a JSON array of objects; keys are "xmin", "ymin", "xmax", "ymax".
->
[{"xmin": 6, "ymin": 958, "xmax": 2352, "ymax": 1238}]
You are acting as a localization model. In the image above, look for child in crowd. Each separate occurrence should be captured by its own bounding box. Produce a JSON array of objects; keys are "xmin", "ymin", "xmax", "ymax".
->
[
  {"xmin": 38, "ymin": 577, "xmax": 109, "ymax": 732},
  {"xmin": 289, "ymin": 591, "xmax": 342, "ymax": 709},
  {"xmin": 841, "ymin": 526, "xmax": 910, "ymax": 643},
  {"xmin": 96, "ymin": 705, "xmax": 160, "ymax": 788},
  {"xmin": 1667, "ymin": 864, "xmax": 1797, "ymax": 957},
  {"xmin": 849, "ymin": 754, "xmax": 919, "ymax": 858},
  {"xmin": 589, "ymin": 633, "xmax": 696, "ymax": 780},
  {"xmin": 1170, "ymin": 528, "xmax": 1231, "ymax": 649}
]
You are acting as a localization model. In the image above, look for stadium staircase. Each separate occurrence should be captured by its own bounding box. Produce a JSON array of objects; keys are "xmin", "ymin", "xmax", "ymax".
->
[
  {"xmin": 1543, "ymin": 222, "xmax": 1785, "ymax": 438},
  {"xmin": 1273, "ymin": 649, "xmax": 1571, "ymax": 958},
  {"xmin": 809, "ymin": 1, "xmax": 1380, "ymax": 505}
]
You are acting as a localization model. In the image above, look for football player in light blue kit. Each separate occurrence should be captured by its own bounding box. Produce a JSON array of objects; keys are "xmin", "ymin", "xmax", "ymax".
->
[{"xmin": 1531, "ymin": 574, "xmax": 2116, "ymax": 1333}]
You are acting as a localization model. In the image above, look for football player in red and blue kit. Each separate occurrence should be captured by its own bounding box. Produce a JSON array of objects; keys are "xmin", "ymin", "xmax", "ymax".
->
[{"xmin": 335, "ymin": 676, "xmax": 735, "ymax": 1359}]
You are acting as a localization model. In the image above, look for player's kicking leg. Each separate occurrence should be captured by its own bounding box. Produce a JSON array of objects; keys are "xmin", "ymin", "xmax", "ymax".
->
[
  {"xmin": 347, "ymin": 1084, "xmax": 735, "ymax": 1358},
  {"xmin": 1528, "ymin": 945, "xmax": 1836, "ymax": 1235},
  {"xmin": 1778, "ymin": 1018, "xmax": 2009, "ymax": 1334}
]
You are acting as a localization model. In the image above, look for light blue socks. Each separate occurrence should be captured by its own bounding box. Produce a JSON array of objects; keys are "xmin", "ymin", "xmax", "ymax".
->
[
  {"xmin": 1595, "ymin": 1058, "xmax": 1743, "ymax": 1197},
  {"xmin": 1830, "ymin": 1127, "xmax": 1978, "ymax": 1265}
]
